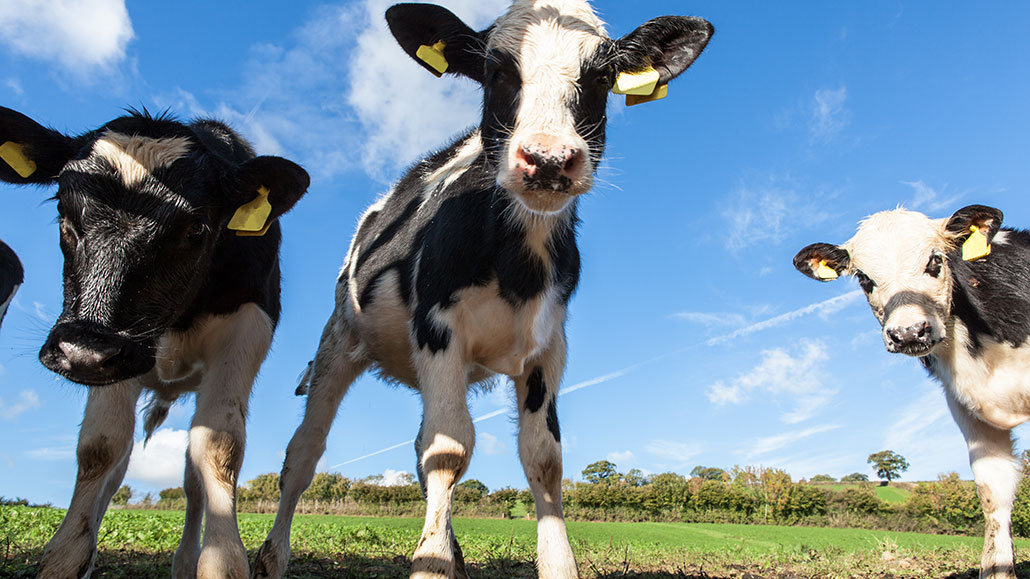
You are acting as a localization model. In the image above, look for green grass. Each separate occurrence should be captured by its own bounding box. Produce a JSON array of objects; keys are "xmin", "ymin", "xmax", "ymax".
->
[
  {"xmin": 4, "ymin": 506, "xmax": 1029, "ymax": 578},
  {"xmin": 819, "ymin": 482, "xmax": 913, "ymax": 504}
]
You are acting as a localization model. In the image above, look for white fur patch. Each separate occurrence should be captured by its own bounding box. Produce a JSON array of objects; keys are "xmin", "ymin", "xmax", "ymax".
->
[
  {"xmin": 421, "ymin": 132, "xmax": 483, "ymax": 200},
  {"xmin": 92, "ymin": 131, "xmax": 192, "ymax": 187}
]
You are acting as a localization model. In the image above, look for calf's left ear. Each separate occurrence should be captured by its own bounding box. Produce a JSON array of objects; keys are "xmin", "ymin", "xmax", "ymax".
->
[
  {"xmin": 612, "ymin": 16, "xmax": 713, "ymax": 103},
  {"xmin": 385, "ymin": 3, "xmax": 486, "ymax": 82},
  {"xmin": 227, "ymin": 156, "xmax": 310, "ymax": 234},
  {"xmin": 794, "ymin": 243, "xmax": 851, "ymax": 282},
  {"xmin": 945, "ymin": 204, "xmax": 1003, "ymax": 242}
]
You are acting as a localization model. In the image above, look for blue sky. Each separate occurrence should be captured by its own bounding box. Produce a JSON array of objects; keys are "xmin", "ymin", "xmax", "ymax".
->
[{"xmin": 1, "ymin": 1, "xmax": 1029, "ymax": 506}]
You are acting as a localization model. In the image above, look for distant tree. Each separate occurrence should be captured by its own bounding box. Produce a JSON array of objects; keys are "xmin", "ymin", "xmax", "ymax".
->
[
  {"xmin": 841, "ymin": 472, "xmax": 870, "ymax": 483},
  {"xmin": 159, "ymin": 487, "xmax": 185, "ymax": 501},
  {"xmin": 810, "ymin": 474, "xmax": 836, "ymax": 483},
  {"xmin": 489, "ymin": 487, "xmax": 520, "ymax": 511},
  {"xmin": 690, "ymin": 466, "xmax": 729, "ymax": 481},
  {"xmin": 141, "ymin": 492, "xmax": 154, "ymax": 507},
  {"xmin": 111, "ymin": 485, "xmax": 133, "ymax": 506},
  {"xmin": 458, "ymin": 479, "xmax": 489, "ymax": 496},
  {"xmin": 302, "ymin": 473, "xmax": 350, "ymax": 502},
  {"xmin": 867, "ymin": 451, "xmax": 910, "ymax": 484},
  {"xmin": 582, "ymin": 460, "xmax": 619, "ymax": 484},
  {"xmin": 623, "ymin": 469, "xmax": 646, "ymax": 487},
  {"xmin": 240, "ymin": 472, "xmax": 280, "ymax": 501}
]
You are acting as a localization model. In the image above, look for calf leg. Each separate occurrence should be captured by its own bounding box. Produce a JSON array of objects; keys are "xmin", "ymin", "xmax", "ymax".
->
[
  {"xmin": 171, "ymin": 456, "xmax": 204, "ymax": 579},
  {"xmin": 515, "ymin": 338, "xmax": 577, "ymax": 579},
  {"xmin": 38, "ymin": 380, "xmax": 142, "ymax": 579},
  {"xmin": 946, "ymin": 389, "xmax": 1020, "ymax": 579},
  {"xmin": 411, "ymin": 348, "xmax": 474, "ymax": 579},
  {"xmin": 253, "ymin": 313, "xmax": 367, "ymax": 579}
]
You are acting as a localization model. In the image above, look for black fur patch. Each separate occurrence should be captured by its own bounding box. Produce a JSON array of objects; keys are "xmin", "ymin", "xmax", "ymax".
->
[
  {"xmin": 546, "ymin": 397, "xmax": 560, "ymax": 443},
  {"xmin": 525, "ymin": 366, "xmax": 545, "ymax": 413}
]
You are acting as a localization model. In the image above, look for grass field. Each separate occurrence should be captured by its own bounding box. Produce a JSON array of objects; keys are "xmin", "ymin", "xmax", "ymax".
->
[
  {"xmin": 817, "ymin": 483, "xmax": 913, "ymax": 504},
  {"xmin": 3, "ymin": 506, "xmax": 1029, "ymax": 578}
]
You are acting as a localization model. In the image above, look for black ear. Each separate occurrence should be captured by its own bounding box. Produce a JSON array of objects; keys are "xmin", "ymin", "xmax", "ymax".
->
[
  {"xmin": 232, "ymin": 156, "xmax": 311, "ymax": 223},
  {"xmin": 614, "ymin": 16, "xmax": 713, "ymax": 84},
  {"xmin": 794, "ymin": 243, "xmax": 851, "ymax": 282},
  {"xmin": 385, "ymin": 3, "xmax": 486, "ymax": 82},
  {"xmin": 945, "ymin": 204, "xmax": 1003, "ymax": 246},
  {"xmin": 0, "ymin": 106, "xmax": 79, "ymax": 184}
]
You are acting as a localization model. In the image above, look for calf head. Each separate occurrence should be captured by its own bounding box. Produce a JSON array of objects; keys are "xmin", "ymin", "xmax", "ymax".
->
[
  {"xmin": 386, "ymin": 0, "xmax": 712, "ymax": 214},
  {"xmin": 794, "ymin": 205, "xmax": 1003, "ymax": 356},
  {"xmin": 0, "ymin": 106, "xmax": 309, "ymax": 385}
]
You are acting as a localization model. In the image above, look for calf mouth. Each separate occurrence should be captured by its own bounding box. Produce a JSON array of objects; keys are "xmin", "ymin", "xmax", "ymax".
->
[{"xmin": 39, "ymin": 322, "xmax": 156, "ymax": 386}]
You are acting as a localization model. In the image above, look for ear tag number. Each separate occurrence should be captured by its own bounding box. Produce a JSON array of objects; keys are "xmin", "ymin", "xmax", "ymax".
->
[
  {"xmin": 416, "ymin": 41, "xmax": 448, "ymax": 77},
  {"xmin": 613, "ymin": 67, "xmax": 660, "ymax": 96},
  {"xmin": 0, "ymin": 141, "xmax": 37, "ymax": 178},
  {"xmin": 625, "ymin": 84, "xmax": 668, "ymax": 107},
  {"xmin": 228, "ymin": 186, "xmax": 272, "ymax": 236},
  {"xmin": 962, "ymin": 225, "xmax": 991, "ymax": 261},
  {"xmin": 814, "ymin": 259, "xmax": 839, "ymax": 280}
]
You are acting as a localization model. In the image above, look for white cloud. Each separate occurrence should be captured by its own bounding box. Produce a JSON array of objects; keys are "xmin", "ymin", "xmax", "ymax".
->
[
  {"xmin": 747, "ymin": 424, "xmax": 840, "ymax": 458},
  {"xmin": 881, "ymin": 383, "xmax": 968, "ymax": 480},
  {"xmin": 645, "ymin": 440, "xmax": 703, "ymax": 467},
  {"xmin": 810, "ymin": 86, "xmax": 848, "ymax": 142},
  {"xmin": 0, "ymin": 0, "xmax": 133, "ymax": 74},
  {"xmin": 0, "ymin": 389, "xmax": 41, "ymax": 420},
  {"xmin": 672, "ymin": 311, "xmax": 746, "ymax": 328},
  {"xmin": 901, "ymin": 180, "xmax": 960, "ymax": 213},
  {"xmin": 371, "ymin": 468, "xmax": 415, "ymax": 486},
  {"xmin": 722, "ymin": 176, "xmax": 835, "ymax": 252},
  {"xmin": 26, "ymin": 445, "xmax": 74, "ymax": 461},
  {"xmin": 5, "ymin": 77, "xmax": 23, "ymax": 96},
  {"xmin": 706, "ymin": 340, "xmax": 837, "ymax": 424},
  {"xmin": 478, "ymin": 431, "xmax": 507, "ymax": 456},
  {"xmin": 707, "ymin": 290, "xmax": 862, "ymax": 346},
  {"xmin": 125, "ymin": 428, "xmax": 188, "ymax": 489},
  {"xmin": 606, "ymin": 450, "xmax": 635, "ymax": 465}
]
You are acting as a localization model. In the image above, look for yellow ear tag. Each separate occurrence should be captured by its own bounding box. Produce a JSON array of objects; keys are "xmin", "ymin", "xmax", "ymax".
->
[
  {"xmin": 613, "ymin": 67, "xmax": 660, "ymax": 96},
  {"xmin": 416, "ymin": 41, "xmax": 448, "ymax": 77},
  {"xmin": 625, "ymin": 84, "xmax": 668, "ymax": 107},
  {"xmin": 0, "ymin": 141, "xmax": 37, "ymax": 178},
  {"xmin": 814, "ymin": 260, "xmax": 839, "ymax": 280},
  {"xmin": 962, "ymin": 225, "xmax": 991, "ymax": 261},
  {"xmin": 228, "ymin": 186, "xmax": 272, "ymax": 236}
]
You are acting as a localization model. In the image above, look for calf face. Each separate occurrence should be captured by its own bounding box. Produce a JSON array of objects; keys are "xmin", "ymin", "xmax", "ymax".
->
[
  {"xmin": 0, "ymin": 107, "xmax": 309, "ymax": 385},
  {"xmin": 794, "ymin": 204, "xmax": 1004, "ymax": 356},
  {"xmin": 386, "ymin": 0, "xmax": 712, "ymax": 214}
]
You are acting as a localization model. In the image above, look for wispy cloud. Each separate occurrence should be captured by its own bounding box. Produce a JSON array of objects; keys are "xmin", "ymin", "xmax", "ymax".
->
[
  {"xmin": 0, "ymin": 389, "xmax": 41, "ymax": 420},
  {"xmin": 707, "ymin": 290, "xmax": 862, "ymax": 346},
  {"xmin": 26, "ymin": 445, "xmax": 74, "ymax": 461},
  {"xmin": 672, "ymin": 311, "xmax": 747, "ymax": 328},
  {"xmin": 125, "ymin": 428, "xmax": 188, "ymax": 489},
  {"xmin": 478, "ymin": 431, "xmax": 507, "ymax": 456},
  {"xmin": 0, "ymin": 0, "xmax": 133, "ymax": 76},
  {"xmin": 810, "ymin": 86, "xmax": 848, "ymax": 143},
  {"xmin": 706, "ymin": 340, "xmax": 837, "ymax": 424},
  {"xmin": 902, "ymin": 180, "xmax": 961, "ymax": 213},
  {"xmin": 607, "ymin": 450, "xmax": 635, "ymax": 465},
  {"xmin": 881, "ymin": 383, "xmax": 966, "ymax": 480},
  {"xmin": 747, "ymin": 424, "xmax": 840, "ymax": 458},
  {"xmin": 645, "ymin": 440, "xmax": 704, "ymax": 468},
  {"xmin": 722, "ymin": 176, "xmax": 836, "ymax": 252}
]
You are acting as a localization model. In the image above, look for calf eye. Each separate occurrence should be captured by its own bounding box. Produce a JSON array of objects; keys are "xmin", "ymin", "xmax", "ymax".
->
[
  {"xmin": 854, "ymin": 271, "xmax": 876, "ymax": 294},
  {"xmin": 925, "ymin": 253, "xmax": 944, "ymax": 278},
  {"xmin": 185, "ymin": 221, "xmax": 207, "ymax": 246}
]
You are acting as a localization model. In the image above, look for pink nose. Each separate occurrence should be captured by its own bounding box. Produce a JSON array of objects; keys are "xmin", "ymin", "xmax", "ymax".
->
[{"xmin": 514, "ymin": 141, "xmax": 584, "ymax": 191}]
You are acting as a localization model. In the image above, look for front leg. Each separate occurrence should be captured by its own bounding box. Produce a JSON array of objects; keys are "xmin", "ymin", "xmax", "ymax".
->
[
  {"xmin": 175, "ymin": 304, "xmax": 273, "ymax": 579},
  {"xmin": 515, "ymin": 334, "xmax": 578, "ymax": 579},
  {"xmin": 945, "ymin": 387, "xmax": 1020, "ymax": 579},
  {"xmin": 411, "ymin": 346, "xmax": 474, "ymax": 579},
  {"xmin": 38, "ymin": 380, "xmax": 142, "ymax": 579}
]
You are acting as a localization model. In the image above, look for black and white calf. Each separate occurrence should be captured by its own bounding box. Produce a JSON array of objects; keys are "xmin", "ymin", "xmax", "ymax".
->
[
  {"xmin": 253, "ymin": 2, "xmax": 712, "ymax": 578},
  {"xmin": 795, "ymin": 205, "xmax": 1030, "ymax": 579},
  {"xmin": 0, "ymin": 238, "xmax": 23, "ymax": 330},
  {"xmin": 0, "ymin": 106, "xmax": 309, "ymax": 578}
]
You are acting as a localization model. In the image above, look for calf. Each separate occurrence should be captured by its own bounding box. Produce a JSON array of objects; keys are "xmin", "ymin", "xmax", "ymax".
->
[
  {"xmin": 0, "ymin": 238, "xmax": 22, "ymax": 330},
  {"xmin": 795, "ymin": 205, "xmax": 1029, "ymax": 579},
  {"xmin": 0, "ymin": 106, "xmax": 309, "ymax": 578},
  {"xmin": 253, "ymin": 2, "xmax": 712, "ymax": 578}
]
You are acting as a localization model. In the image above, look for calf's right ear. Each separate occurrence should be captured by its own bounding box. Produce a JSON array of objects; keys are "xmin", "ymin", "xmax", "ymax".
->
[
  {"xmin": 385, "ymin": 3, "xmax": 486, "ymax": 82},
  {"xmin": 794, "ymin": 243, "xmax": 851, "ymax": 282},
  {"xmin": 226, "ymin": 156, "xmax": 311, "ymax": 235},
  {"xmin": 0, "ymin": 107, "xmax": 79, "ymax": 185}
]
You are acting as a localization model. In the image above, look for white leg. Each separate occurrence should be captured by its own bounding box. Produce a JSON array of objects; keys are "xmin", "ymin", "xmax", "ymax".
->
[
  {"xmin": 252, "ymin": 312, "xmax": 367, "ymax": 579},
  {"xmin": 175, "ymin": 304, "xmax": 273, "ymax": 579},
  {"xmin": 515, "ymin": 336, "xmax": 577, "ymax": 579},
  {"xmin": 946, "ymin": 388, "xmax": 1020, "ymax": 579},
  {"xmin": 172, "ymin": 454, "xmax": 204, "ymax": 579},
  {"xmin": 38, "ymin": 380, "xmax": 142, "ymax": 579},
  {"xmin": 411, "ymin": 346, "xmax": 473, "ymax": 579}
]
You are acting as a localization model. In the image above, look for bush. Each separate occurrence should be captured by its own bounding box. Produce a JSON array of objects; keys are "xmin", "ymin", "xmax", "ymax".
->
[
  {"xmin": 906, "ymin": 472, "xmax": 982, "ymax": 534},
  {"xmin": 302, "ymin": 473, "xmax": 351, "ymax": 502}
]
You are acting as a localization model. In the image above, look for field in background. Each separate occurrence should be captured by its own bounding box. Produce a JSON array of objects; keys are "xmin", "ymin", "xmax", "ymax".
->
[
  {"xmin": 817, "ymin": 482, "xmax": 914, "ymax": 504},
  {"xmin": 4, "ymin": 506, "xmax": 1030, "ymax": 578}
]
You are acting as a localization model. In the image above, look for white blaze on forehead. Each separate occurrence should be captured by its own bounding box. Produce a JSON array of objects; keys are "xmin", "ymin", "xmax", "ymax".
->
[
  {"xmin": 845, "ymin": 209, "xmax": 950, "ymax": 278},
  {"xmin": 91, "ymin": 131, "xmax": 193, "ymax": 187}
]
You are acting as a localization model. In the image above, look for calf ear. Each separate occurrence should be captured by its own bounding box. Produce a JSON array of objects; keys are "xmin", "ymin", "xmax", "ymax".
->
[
  {"xmin": 385, "ymin": 3, "xmax": 486, "ymax": 82},
  {"xmin": 229, "ymin": 156, "xmax": 310, "ymax": 229},
  {"xmin": 0, "ymin": 107, "xmax": 79, "ymax": 184},
  {"xmin": 945, "ymin": 204, "xmax": 1003, "ymax": 244},
  {"xmin": 794, "ymin": 243, "xmax": 851, "ymax": 282},
  {"xmin": 614, "ymin": 16, "xmax": 714, "ymax": 85}
]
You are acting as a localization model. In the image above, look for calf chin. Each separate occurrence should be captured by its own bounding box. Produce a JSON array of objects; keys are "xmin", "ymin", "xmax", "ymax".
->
[{"xmin": 39, "ymin": 321, "xmax": 154, "ymax": 386}]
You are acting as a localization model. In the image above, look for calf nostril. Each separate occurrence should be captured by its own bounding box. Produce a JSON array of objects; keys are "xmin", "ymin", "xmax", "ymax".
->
[
  {"xmin": 886, "ymin": 329, "xmax": 903, "ymax": 344},
  {"xmin": 915, "ymin": 322, "xmax": 929, "ymax": 339},
  {"xmin": 563, "ymin": 149, "xmax": 580, "ymax": 173}
]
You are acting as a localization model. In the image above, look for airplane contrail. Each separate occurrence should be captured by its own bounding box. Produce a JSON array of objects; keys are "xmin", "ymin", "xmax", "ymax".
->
[{"xmin": 329, "ymin": 289, "xmax": 862, "ymax": 469}]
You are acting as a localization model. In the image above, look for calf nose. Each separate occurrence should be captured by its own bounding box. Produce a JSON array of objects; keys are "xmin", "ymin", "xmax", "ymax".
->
[
  {"xmin": 885, "ymin": 321, "xmax": 932, "ymax": 349},
  {"xmin": 56, "ymin": 340, "xmax": 125, "ymax": 374},
  {"xmin": 515, "ymin": 142, "xmax": 583, "ymax": 191}
]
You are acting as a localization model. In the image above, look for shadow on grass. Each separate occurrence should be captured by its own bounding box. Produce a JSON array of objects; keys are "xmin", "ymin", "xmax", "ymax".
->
[{"xmin": 942, "ymin": 561, "xmax": 1030, "ymax": 579}]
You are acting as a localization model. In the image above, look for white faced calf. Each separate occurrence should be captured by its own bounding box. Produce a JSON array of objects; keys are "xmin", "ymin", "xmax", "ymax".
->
[
  {"xmin": 253, "ymin": 2, "xmax": 712, "ymax": 578},
  {"xmin": 0, "ymin": 106, "xmax": 309, "ymax": 579},
  {"xmin": 796, "ymin": 205, "xmax": 1030, "ymax": 579}
]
